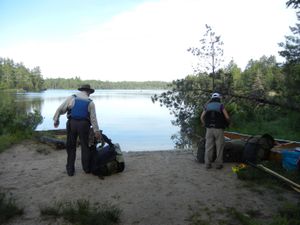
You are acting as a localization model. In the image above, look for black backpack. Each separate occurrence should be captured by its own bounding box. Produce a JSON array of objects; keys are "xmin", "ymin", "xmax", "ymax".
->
[
  {"xmin": 90, "ymin": 133, "xmax": 125, "ymax": 177},
  {"xmin": 196, "ymin": 138, "xmax": 245, "ymax": 163},
  {"xmin": 242, "ymin": 134, "xmax": 275, "ymax": 164}
]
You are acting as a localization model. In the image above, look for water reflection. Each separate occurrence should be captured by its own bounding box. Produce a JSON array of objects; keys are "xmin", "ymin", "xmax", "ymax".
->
[{"xmin": 15, "ymin": 89, "xmax": 178, "ymax": 151}]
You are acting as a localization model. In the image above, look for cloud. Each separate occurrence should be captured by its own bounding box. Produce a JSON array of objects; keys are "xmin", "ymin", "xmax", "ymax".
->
[{"xmin": 1, "ymin": 0, "xmax": 296, "ymax": 81}]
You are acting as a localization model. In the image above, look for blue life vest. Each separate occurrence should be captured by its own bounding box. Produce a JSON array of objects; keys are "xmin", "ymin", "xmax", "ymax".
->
[
  {"xmin": 204, "ymin": 102, "xmax": 227, "ymax": 129},
  {"xmin": 70, "ymin": 95, "xmax": 91, "ymax": 120}
]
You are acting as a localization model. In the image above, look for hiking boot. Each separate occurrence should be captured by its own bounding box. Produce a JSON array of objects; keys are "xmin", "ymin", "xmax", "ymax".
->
[
  {"xmin": 205, "ymin": 164, "xmax": 212, "ymax": 169},
  {"xmin": 216, "ymin": 165, "xmax": 223, "ymax": 169},
  {"xmin": 67, "ymin": 170, "xmax": 74, "ymax": 176},
  {"xmin": 84, "ymin": 170, "xmax": 91, "ymax": 174},
  {"xmin": 66, "ymin": 165, "xmax": 75, "ymax": 176}
]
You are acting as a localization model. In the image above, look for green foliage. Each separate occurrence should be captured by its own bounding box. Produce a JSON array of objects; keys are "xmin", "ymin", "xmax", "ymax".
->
[
  {"xmin": 229, "ymin": 108, "xmax": 300, "ymax": 141},
  {"xmin": 0, "ymin": 92, "xmax": 43, "ymax": 152},
  {"xmin": 240, "ymin": 56, "xmax": 284, "ymax": 97},
  {"xmin": 0, "ymin": 93, "xmax": 43, "ymax": 135},
  {"xmin": 279, "ymin": 6, "xmax": 300, "ymax": 104},
  {"xmin": 0, "ymin": 134, "xmax": 23, "ymax": 153},
  {"xmin": 235, "ymin": 161, "xmax": 300, "ymax": 190},
  {"xmin": 188, "ymin": 203, "xmax": 300, "ymax": 225},
  {"xmin": 277, "ymin": 202, "xmax": 300, "ymax": 224},
  {"xmin": 40, "ymin": 199, "xmax": 121, "ymax": 225},
  {"xmin": 0, "ymin": 58, "xmax": 44, "ymax": 91},
  {"xmin": 227, "ymin": 203, "xmax": 300, "ymax": 225},
  {"xmin": 152, "ymin": 75, "xmax": 214, "ymax": 147},
  {"xmin": 0, "ymin": 192, "xmax": 24, "ymax": 224}
]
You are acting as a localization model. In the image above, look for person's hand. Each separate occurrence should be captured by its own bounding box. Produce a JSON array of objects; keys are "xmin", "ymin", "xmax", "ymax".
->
[
  {"xmin": 54, "ymin": 120, "xmax": 59, "ymax": 128},
  {"xmin": 95, "ymin": 131, "xmax": 104, "ymax": 145}
]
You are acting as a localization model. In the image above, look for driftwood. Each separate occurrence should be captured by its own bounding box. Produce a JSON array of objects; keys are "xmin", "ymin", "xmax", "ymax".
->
[
  {"xmin": 35, "ymin": 129, "xmax": 67, "ymax": 149},
  {"xmin": 37, "ymin": 136, "xmax": 66, "ymax": 149}
]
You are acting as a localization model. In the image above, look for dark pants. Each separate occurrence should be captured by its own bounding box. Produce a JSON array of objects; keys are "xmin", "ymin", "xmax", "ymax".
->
[{"xmin": 66, "ymin": 119, "xmax": 91, "ymax": 173}]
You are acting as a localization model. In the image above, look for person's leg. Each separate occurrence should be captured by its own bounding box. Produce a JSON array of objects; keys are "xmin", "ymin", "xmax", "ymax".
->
[
  {"xmin": 78, "ymin": 120, "xmax": 91, "ymax": 173},
  {"xmin": 214, "ymin": 128, "xmax": 225, "ymax": 169},
  {"xmin": 205, "ymin": 128, "xmax": 214, "ymax": 168},
  {"xmin": 66, "ymin": 120, "xmax": 78, "ymax": 176}
]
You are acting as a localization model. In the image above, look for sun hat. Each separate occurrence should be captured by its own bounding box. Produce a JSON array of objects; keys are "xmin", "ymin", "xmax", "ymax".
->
[
  {"xmin": 78, "ymin": 84, "xmax": 95, "ymax": 94},
  {"xmin": 211, "ymin": 92, "xmax": 221, "ymax": 98}
]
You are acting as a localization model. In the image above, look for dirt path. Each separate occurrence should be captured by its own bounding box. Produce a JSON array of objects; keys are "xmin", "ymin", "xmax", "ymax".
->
[{"xmin": 0, "ymin": 140, "xmax": 298, "ymax": 225}]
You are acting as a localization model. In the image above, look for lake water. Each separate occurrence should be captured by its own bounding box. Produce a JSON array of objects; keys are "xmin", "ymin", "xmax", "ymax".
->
[{"xmin": 17, "ymin": 89, "xmax": 179, "ymax": 152}]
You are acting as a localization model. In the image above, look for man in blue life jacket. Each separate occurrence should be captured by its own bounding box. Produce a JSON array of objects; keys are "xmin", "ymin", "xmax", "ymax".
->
[
  {"xmin": 53, "ymin": 84, "xmax": 103, "ymax": 176},
  {"xmin": 200, "ymin": 92, "xmax": 230, "ymax": 169}
]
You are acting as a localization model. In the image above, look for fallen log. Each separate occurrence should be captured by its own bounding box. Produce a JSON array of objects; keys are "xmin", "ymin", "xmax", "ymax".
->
[{"xmin": 37, "ymin": 136, "xmax": 66, "ymax": 149}]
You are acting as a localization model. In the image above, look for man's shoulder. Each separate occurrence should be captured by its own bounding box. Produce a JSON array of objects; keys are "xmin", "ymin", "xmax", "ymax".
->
[{"xmin": 76, "ymin": 92, "xmax": 92, "ymax": 101}]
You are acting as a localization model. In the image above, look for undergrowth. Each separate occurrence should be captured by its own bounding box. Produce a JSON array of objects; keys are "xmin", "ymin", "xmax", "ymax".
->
[
  {"xmin": 0, "ymin": 192, "xmax": 24, "ymax": 224},
  {"xmin": 188, "ymin": 202, "xmax": 300, "ymax": 225},
  {"xmin": 40, "ymin": 199, "xmax": 121, "ymax": 225}
]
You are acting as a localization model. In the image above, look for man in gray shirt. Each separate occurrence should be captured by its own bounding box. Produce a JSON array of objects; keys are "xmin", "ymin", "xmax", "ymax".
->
[{"xmin": 53, "ymin": 84, "xmax": 102, "ymax": 176}]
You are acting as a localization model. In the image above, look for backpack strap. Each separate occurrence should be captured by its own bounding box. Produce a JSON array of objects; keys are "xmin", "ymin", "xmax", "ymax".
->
[{"xmin": 101, "ymin": 133, "xmax": 116, "ymax": 151}]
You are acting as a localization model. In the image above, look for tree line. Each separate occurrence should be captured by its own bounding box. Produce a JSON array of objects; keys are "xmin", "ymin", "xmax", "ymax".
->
[
  {"xmin": 43, "ymin": 78, "xmax": 169, "ymax": 90},
  {"xmin": 0, "ymin": 58, "xmax": 169, "ymax": 91}
]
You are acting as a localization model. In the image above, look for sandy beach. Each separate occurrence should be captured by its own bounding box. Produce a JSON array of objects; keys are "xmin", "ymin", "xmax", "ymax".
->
[{"xmin": 0, "ymin": 140, "xmax": 299, "ymax": 225}]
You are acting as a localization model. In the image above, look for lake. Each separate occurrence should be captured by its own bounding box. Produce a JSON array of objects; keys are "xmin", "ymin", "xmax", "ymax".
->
[{"xmin": 16, "ymin": 89, "xmax": 179, "ymax": 152}]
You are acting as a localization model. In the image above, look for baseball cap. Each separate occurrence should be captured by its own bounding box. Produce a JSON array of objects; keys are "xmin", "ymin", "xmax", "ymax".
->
[{"xmin": 211, "ymin": 92, "xmax": 221, "ymax": 98}]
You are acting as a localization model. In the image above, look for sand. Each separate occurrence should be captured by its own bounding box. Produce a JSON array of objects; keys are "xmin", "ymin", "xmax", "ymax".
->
[{"xmin": 0, "ymin": 140, "xmax": 299, "ymax": 225}]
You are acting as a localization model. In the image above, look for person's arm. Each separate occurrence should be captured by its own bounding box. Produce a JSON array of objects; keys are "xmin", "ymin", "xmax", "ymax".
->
[
  {"xmin": 88, "ymin": 102, "xmax": 102, "ymax": 141},
  {"xmin": 200, "ymin": 110, "xmax": 206, "ymax": 127},
  {"xmin": 222, "ymin": 108, "xmax": 230, "ymax": 126},
  {"xmin": 53, "ymin": 96, "xmax": 73, "ymax": 127},
  {"xmin": 222, "ymin": 108, "xmax": 230, "ymax": 121}
]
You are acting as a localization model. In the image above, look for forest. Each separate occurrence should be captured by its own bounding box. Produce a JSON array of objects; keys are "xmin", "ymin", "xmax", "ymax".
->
[
  {"xmin": 0, "ymin": 58, "xmax": 44, "ymax": 91},
  {"xmin": 0, "ymin": 0, "xmax": 299, "ymax": 150}
]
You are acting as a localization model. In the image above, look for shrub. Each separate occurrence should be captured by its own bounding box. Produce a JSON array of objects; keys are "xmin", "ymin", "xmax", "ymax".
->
[{"xmin": 0, "ymin": 192, "xmax": 23, "ymax": 224}]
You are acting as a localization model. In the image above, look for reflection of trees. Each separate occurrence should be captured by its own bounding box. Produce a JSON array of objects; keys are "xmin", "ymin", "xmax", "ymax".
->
[
  {"xmin": 29, "ymin": 98, "xmax": 43, "ymax": 112},
  {"xmin": 15, "ymin": 94, "xmax": 44, "ymax": 113},
  {"xmin": 0, "ymin": 92, "xmax": 43, "ymax": 134}
]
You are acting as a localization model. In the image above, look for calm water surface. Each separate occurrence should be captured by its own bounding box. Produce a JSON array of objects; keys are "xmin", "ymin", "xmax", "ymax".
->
[{"xmin": 18, "ymin": 89, "xmax": 178, "ymax": 151}]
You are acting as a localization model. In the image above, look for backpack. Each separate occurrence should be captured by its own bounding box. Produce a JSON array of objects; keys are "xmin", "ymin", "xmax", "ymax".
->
[
  {"xmin": 89, "ymin": 133, "xmax": 125, "ymax": 177},
  {"xmin": 196, "ymin": 138, "xmax": 245, "ymax": 163},
  {"xmin": 242, "ymin": 134, "xmax": 275, "ymax": 164},
  {"xmin": 196, "ymin": 138, "xmax": 206, "ymax": 163},
  {"xmin": 196, "ymin": 133, "xmax": 274, "ymax": 164}
]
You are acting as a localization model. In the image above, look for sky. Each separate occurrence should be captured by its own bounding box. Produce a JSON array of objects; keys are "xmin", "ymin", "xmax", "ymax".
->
[{"xmin": 0, "ymin": 0, "xmax": 297, "ymax": 82}]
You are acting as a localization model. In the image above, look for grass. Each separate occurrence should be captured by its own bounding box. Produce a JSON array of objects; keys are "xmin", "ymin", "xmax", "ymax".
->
[
  {"xmin": 40, "ymin": 199, "xmax": 121, "ymax": 225},
  {"xmin": 235, "ymin": 161, "xmax": 300, "ymax": 191},
  {"xmin": 0, "ymin": 192, "xmax": 24, "ymax": 224},
  {"xmin": 188, "ymin": 203, "xmax": 300, "ymax": 225},
  {"xmin": 0, "ymin": 134, "xmax": 21, "ymax": 153},
  {"xmin": 230, "ymin": 114, "xmax": 300, "ymax": 142},
  {"xmin": 0, "ymin": 131, "xmax": 33, "ymax": 153}
]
